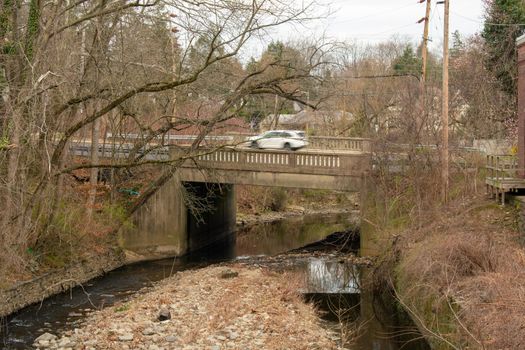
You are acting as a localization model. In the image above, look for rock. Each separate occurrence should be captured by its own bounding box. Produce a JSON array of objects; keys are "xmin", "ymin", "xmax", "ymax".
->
[
  {"xmin": 165, "ymin": 335, "xmax": 177, "ymax": 342},
  {"xmin": 228, "ymin": 331, "xmax": 239, "ymax": 340},
  {"xmin": 35, "ymin": 332, "xmax": 58, "ymax": 343},
  {"xmin": 157, "ymin": 307, "xmax": 171, "ymax": 321},
  {"xmin": 83, "ymin": 339, "xmax": 97, "ymax": 346},
  {"xmin": 57, "ymin": 336, "xmax": 76, "ymax": 347},
  {"xmin": 37, "ymin": 340, "xmax": 50, "ymax": 347},
  {"xmin": 210, "ymin": 346, "xmax": 220, "ymax": 350},
  {"xmin": 219, "ymin": 269, "xmax": 239, "ymax": 279},
  {"xmin": 118, "ymin": 333, "xmax": 134, "ymax": 341},
  {"xmin": 142, "ymin": 327, "xmax": 156, "ymax": 336}
]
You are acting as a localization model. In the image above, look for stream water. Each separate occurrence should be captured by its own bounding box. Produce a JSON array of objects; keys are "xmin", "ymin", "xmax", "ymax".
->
[{"xmin": 1, "ymin": 212, "xmax": 428, "ymax": 349}]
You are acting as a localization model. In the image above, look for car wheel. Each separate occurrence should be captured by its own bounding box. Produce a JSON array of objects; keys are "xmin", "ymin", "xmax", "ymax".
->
[
  {"xmin": 283, "ymin": 143, "xmax": 291, "ymax": 151},
  {"xmin": 251, "ymin": 141, "xmax": 259, "ymax": 149}
]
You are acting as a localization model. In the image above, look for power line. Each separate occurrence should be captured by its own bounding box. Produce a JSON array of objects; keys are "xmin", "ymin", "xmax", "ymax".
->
[
  {"xmin": 338, "ymin": 73, "xmax": 420, "ymax": 80},
  {"xmin": 363, "ymin": 22, "xmax": 418, "ymax": 38},
  {"xmin": 331, "ymin": 2, "xmax": 419, "ymax": 25},
  {"xmin": 453, "ymin": 11, "xmax": 525, "ymax": 27}
]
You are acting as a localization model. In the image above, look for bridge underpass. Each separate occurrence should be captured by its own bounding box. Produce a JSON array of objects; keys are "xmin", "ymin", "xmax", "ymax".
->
[{"xmin": 70, "ymin": 137, "xmax": 371, "ymax": 261}]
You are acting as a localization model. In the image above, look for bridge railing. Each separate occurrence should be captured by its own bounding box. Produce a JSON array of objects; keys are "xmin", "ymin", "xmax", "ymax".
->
[
  {"xmin": 307, "ymin": 136, "xmax": 371, "ymax": 152},
  {"xmin": 181, "ymin": 148, "xmax": 369, "ymax": 177}
]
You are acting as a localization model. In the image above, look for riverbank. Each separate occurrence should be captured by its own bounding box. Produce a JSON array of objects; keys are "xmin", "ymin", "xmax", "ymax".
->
[
  {"xmin": 34, "ymin": 265, "xmax": 339, "ymax": 350},
  {"xmin": 0, "ymin": 250, "xmax": 124, "ymax": 318},
  {"xmin": 387, "ymin": 195, "xmax": 525, "ymax": 349}
]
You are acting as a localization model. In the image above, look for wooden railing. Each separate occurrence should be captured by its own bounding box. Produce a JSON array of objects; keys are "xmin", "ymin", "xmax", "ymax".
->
[
  {"xmin": 484, "ymin": 154, "xmax": 525, "ymax": 204},
  {"xmin": 486, "ymin": 154, "xmax": 519, "ymax": 182}
]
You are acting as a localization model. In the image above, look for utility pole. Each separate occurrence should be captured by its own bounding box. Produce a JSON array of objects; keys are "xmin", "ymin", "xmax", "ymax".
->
[
  {"xmin": 420, "ymin": 0, "xmax": 432, "ymax": 84},
  {"xmin": 441, "ymin": 0, "xmax": 450, "ymax": 202},
  {"xmin": 416, "ymin": 0, "xmax": 432, "ymax": 143}
]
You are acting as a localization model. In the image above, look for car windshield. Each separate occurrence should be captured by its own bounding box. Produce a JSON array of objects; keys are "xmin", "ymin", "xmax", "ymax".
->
[{"xmin": 296, "ymin": 132, "xmax": 305, "ymax": 138}]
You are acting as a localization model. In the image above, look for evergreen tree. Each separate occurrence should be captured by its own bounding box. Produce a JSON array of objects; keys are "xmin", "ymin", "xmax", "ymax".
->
[
  {"xmin": 392, "ymin": 45, "xmax": 421, "ymax": 77},
  {"xmin": 451, "ymin": 30, "xmax": 465, "ymax": 58},
  {"xmin": 482, "ymin": 0, "xmax": 525, "ymax": 96}
]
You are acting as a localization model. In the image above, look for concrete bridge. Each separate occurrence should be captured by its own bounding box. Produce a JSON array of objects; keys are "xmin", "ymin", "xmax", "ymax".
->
[
  {"xmin": 70, "ymin": 136, "xmax": 371, "ymax": 261},
  {"xmin": 178, "ymin": 147, "xmax": 370, "ymax": 191}
]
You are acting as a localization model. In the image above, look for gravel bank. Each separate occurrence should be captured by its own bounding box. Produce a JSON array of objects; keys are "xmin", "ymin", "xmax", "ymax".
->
[{"xmin": 34, "ymin": 265, "xmax": 339, "ymax": 350}]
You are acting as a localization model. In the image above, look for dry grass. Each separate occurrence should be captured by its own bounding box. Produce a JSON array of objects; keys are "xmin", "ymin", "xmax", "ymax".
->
[{"xmin": 394, "ymin": 195, "xmax": 525, "ymax": 349}]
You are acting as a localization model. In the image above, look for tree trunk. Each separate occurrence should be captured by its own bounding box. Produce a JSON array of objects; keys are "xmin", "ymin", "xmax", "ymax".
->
[{"xmin": 86, "ymin": 117, "xmax": 100, "ymax": 218}]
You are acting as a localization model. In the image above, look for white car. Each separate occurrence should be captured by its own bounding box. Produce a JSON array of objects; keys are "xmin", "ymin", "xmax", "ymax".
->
[{"xmin": 246, "ymin": 130, "xmax": 308, "ymax": 150}]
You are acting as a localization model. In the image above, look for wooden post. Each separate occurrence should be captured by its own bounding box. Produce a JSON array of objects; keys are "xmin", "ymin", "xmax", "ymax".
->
[{"xmin": 516, "ymin": 34, "xmax": 525, "ymax": 178}]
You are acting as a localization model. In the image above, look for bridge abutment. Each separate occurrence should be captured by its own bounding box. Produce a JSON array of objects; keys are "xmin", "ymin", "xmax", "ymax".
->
[
  {"xmin": 119, "ymin": 174, "xmax": 236, "ymax": 262},
  {"xmin": 119, "ymin": 173, "xmax": 188, "ymax": 261}
]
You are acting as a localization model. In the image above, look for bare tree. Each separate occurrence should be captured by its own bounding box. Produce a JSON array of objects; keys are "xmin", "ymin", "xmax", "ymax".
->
[{"xmin": 0, "ymin": 0, "xmax": 333, "ymax": 275}]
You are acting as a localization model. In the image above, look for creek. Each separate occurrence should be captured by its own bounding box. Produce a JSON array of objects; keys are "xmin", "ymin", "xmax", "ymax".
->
[{"xmin": 1, "ymin": 212, "xmax": 428, "ymax": 349}]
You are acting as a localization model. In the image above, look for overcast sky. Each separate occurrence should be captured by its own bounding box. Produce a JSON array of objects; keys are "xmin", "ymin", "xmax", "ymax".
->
[{"xmin": 269, "ymin": 0, "xmax": 486, "ymax": 52}]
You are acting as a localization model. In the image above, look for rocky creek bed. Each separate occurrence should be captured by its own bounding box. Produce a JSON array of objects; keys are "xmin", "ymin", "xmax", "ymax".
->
[{"xmin": 33, "ymin": 265, "xmax": 341, "ymax": 350}]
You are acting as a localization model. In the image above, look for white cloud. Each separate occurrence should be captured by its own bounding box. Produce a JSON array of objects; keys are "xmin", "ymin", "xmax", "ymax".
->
[{"xmin": 279, "ymin": 0, "xmax": 485, "ymax": 47}]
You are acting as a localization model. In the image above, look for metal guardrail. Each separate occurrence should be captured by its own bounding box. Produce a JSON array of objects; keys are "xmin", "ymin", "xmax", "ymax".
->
[{"xmin": 103, "ymin": 133, "xmax": 371, "ymax": 152}]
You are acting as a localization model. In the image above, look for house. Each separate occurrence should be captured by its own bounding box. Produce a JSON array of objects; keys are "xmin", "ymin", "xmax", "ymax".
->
[{"xmin": 259, "ymin": 110, "xmax": 354, "ymax": 135}]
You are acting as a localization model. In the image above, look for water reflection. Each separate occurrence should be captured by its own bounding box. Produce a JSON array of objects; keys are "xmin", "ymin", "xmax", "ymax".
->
[
  {"xmin": 305, "ymin": 258, "xmax": 359, "ymax": 294},
  {"xmin": 236, "ymin": 212, "xmax": 357, "ymax": 256},
  {"xmin": 301, "ymin": 262, "xmax": 430, "ymax": 350}
]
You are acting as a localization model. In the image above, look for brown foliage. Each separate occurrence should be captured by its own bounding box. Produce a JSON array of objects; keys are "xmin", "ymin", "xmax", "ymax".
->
[{"xmin": 396, "ymin": 196, "xmax": 525, "ymax": 349}]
